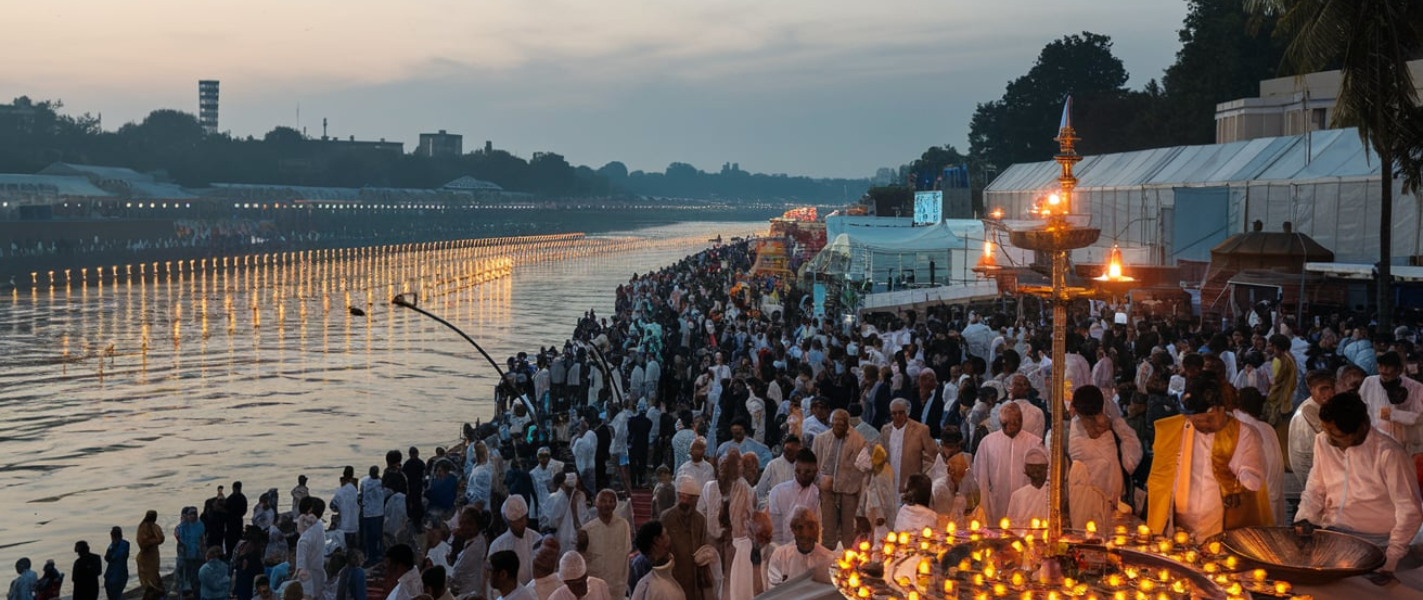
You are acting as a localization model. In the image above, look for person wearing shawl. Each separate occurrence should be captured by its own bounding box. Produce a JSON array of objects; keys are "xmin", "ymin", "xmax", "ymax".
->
[
  {"xmin": 135, "ymin": 511, "xmax": 165, "ymax": 600},
  {"xmin": 698, "ymin": 448, "xmax": 755, "ymax": 600},
  {"xmin": 539, "ymin": 473, "xmax": 587, "ymax": 558},
  {"xmin": 857, "ymin": 444, "xmax": 898, "ymax": 544}
]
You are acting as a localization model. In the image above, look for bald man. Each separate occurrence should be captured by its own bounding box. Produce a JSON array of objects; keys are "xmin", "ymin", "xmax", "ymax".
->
[
  {"xmin": 580, "ymin": 490, "xmax": 630, "ymax": 600},
  {"xmin": 879, "ymin": 397, "xmax": 937, "ymax": 492},
  {"xmin": 811, "ymin": 409, "xmax": 866, "ymax": 549},
  {"xmin": 972, "ymin": 403, "xmax": 1046, "ymax": 523},
  {"xmin": 676, "ymin": 437, "xmax": 716, "ymax": 492}
]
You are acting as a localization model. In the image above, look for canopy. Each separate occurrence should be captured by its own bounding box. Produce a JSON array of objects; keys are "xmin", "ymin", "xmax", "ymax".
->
[
  {"xmin": 804, "ymin": 219, "xmax": 984, "ymax": 291},
  {"xmin": 983, "ymin": 128, "xmax": 1417, "ymax": 265}
]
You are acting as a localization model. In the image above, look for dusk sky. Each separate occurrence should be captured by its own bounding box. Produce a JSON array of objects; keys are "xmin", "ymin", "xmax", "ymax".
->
[{"xmin": 4, "ymin": 1, "xmax": 1190, "ymax": 178}]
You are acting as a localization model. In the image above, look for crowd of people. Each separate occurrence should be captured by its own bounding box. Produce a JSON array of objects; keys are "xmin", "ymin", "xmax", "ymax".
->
[{"xmin": 12, "ymin": 236, "xmax": 1423, "ymax": 600}]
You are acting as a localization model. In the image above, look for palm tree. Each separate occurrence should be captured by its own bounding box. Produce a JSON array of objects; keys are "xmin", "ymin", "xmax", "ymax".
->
[{"xmin": 1245, "ymin": 0, "xmax": 1423, "ymax": 330}]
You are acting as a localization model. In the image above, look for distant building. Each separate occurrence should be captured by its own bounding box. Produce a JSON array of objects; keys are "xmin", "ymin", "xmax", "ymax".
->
[
  {"xmin": 417, "ymin": 130, "xmax": 463, "ymax": 158},
  {"xmin": 1214, "ymin": 60, "xmax": 1423, "ymax": 143},
  {"xmin": 199, "ymin": 80, "xmax": 219, "ymax": 134}
]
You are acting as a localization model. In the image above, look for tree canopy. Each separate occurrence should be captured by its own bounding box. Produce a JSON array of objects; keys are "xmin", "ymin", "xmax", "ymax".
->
[{"xmin": 968, "ymin": 32, "xmax": 1130, "ymax": 169}]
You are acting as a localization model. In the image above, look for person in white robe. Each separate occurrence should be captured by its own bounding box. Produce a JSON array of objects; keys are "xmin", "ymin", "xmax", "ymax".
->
[
  {"xmin": 580, "ymin": 491, "xmax": 630, "ymax": 600},
  {"xmin": 1006, "ymin": 446, "xmax": 1051, "ymax": 528},
  {"xmin": 489, "ymin": 495, "xmax": 543, "ymax": 590},
  {"xmin": 698, "ymin": 448, "xmax": 756, "ymax": 600},
  {"xmin": 1091, "ymin": 348, "xmax": 1115, "ymax": 392},
  {"xmin": 1233, "ymin": 389, "xmax": 1286, "ymax": 526},
  {"xmin": 546, "ymin": 553, "xmax": 612, "ymax": 600},
  {"xmin": 1063, "ymin": 347, "xmax": 1092, "ymax": 395},
  {"xmin": 529, "ymin": 448, "xmax": 565, "ymax": 520},
  {"xmin": 893, "ymin": 474, "xmax": 939, "ymax": 534},
  {"xmin": 766, "ymin": 507, "xmax": 834, "ymax": 588},
  {"xmin": 294, "ymin": 498, "xmax": 328, "ymax": 600},
  {"xmin": 1066, "ymin": 386, "xmax": 1142, "ymax": 531},
  {"xmin": 677, "ymin": 438, "xmax": 717, "ymax": 493},
  {"xmin": 1289, "ymin": 370, "xmax": 1334, "ymax": 487},
  {"xmin": 572, "ymin": 429, "xmax": 597, "ymax": 498},
  {"xmin": 754, "ymin": 438, "xmax": 800, "ymax": 507},
  {"xmin": 990, "ymin": 376, "xmax": 1046, "ymax": 440},
  {"xmin": 539, "ymin": 474, "xmax": 587, "ymax": 559},
  {"xmin": 766, "ymin": 449, "xmax": 820, "ymax": 546},
  {"xmin": 1358, "ymin": 351, "xmax": 1423, "ymax": 452},
  {"xmin": 857, "ymin": 444, "xmax": 897, "ymax": 543},
  {"xmin": 524, "ymin": 542, "xmax": 563, "ymax": 600},
  {"xmin": 971, "ymin": 403, "xmax": 1046, "ymax": 523},
  {"xmin": 1294, "ymin": 391, "xmax": 1423, "ymax": 581}
]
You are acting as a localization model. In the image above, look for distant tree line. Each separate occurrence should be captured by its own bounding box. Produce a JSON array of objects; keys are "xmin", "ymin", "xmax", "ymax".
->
[
  {"xmin": 599, "ymin": 161, "xmax": 867, "ymax": 203},
  {"xmin": 0, "ymin": 100, "xmax": 871, "ymax": 202}
]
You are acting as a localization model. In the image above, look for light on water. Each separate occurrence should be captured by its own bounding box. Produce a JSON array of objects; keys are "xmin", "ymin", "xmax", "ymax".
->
[{"xmin": 0, "ymin": 221, "xmax": 756, "ymax": 573}]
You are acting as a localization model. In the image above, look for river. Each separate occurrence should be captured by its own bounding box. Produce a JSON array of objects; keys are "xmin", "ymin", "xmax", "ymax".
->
[{"xmin": 0, "ymin": 219, "xmax": 760, "ymax": 572}]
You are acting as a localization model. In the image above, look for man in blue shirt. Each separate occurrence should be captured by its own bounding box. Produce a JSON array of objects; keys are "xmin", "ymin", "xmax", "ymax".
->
[{"xmin": 716, "ymin": 418, "xmax": 774, "ymax": 467}]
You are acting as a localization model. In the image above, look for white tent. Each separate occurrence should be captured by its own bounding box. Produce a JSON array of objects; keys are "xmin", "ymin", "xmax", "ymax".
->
[
  {"xmin": 805, "ymin": 218, "xmax": 1010, "ymax": 292},
  {"xmin": 983, "ymin": 128, "xmax": 1420, "ymax": 265}
]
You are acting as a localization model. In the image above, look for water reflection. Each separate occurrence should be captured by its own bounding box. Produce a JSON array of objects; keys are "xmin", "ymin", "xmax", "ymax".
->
[{"xmin": 0, "ymin": 222, "xmax": 756, "ymax": 570}]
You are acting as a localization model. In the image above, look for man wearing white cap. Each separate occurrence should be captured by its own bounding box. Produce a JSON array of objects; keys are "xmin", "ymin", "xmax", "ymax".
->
[
  {"xmin": 489, "ymin": 495, "xmax": 543, "ymax": 588},
  {"xmin": 1005, "ymin": 445, "xmax": 1050, "ymax": 528},
  {"xmin": 540, "ymin": 473, "xmax": 587, "ymax": 556},
  {"xmin": 661, "ymin": 476, "xmax": 712, "ymax": 600},
  {"xmin": 547, "ymin": 552, "xmax": 612, "ymax": 600}
]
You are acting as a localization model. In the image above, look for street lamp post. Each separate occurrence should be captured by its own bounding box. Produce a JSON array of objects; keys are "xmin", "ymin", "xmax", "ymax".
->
[{"xmin": 975, "ymin": 97, "xmax": 1137, "ymax": 548}]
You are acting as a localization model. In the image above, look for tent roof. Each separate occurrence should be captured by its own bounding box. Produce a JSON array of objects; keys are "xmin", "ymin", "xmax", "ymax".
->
[
  {"xmin": 1210, "ymin": 230, "xmax": 1334, "ymax": 260},
  {"xmin": 39, "ymin": 162, "xmax": 149, "ymax": 181},
  {"xmin": 827, "ymin": 219, "xmax": 969, "ymax": 252},
  {"xmin": 985, "ymin": 128, "xmax": 1382, "ymax": 194},
  {"xmin": 0, "ymin": 174, "xmax": 112, "ymax": 197},
  {"xmin": 442, "ymin": 175, "xmax": 503, "ymax": 191}
]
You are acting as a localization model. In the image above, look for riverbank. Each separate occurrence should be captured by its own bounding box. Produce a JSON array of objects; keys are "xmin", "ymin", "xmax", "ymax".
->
[{"xmin": 0, "ymin": 220, "xmax": 763, "ymax": 586}]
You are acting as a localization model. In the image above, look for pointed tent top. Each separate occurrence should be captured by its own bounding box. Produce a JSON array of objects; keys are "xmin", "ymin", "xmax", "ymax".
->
[{"xmin": 1059, "ymin": 96, "xmax": 1074, "ymax": 132}]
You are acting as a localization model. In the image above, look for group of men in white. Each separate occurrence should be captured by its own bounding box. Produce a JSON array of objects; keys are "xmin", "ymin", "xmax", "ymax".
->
[{"xmin": 450, "ymin": 304, "xmax": 1423, "ymax": 598}]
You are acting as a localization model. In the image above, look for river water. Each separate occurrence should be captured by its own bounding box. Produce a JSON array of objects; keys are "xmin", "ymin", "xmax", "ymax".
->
[{"xmin": 0, "ymin": 220, "xmax": 759, "ymax": 571}]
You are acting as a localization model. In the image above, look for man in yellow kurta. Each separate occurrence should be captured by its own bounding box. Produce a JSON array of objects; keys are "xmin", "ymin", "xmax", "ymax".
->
[{"xmin": 1147, "ymin": 376, "xmax": 1271, "ymax": 539}]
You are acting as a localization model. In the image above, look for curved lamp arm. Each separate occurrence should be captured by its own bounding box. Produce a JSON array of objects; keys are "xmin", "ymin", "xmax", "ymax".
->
[{"xmin": 391, "ymin": 293, "xmax": 538, "ymax": 422}]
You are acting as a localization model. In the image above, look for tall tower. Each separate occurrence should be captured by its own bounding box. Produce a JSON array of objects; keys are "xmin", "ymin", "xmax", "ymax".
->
[{"xmin": 198, "ymin": 80, "xmax": 220, "ymax": 134}]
